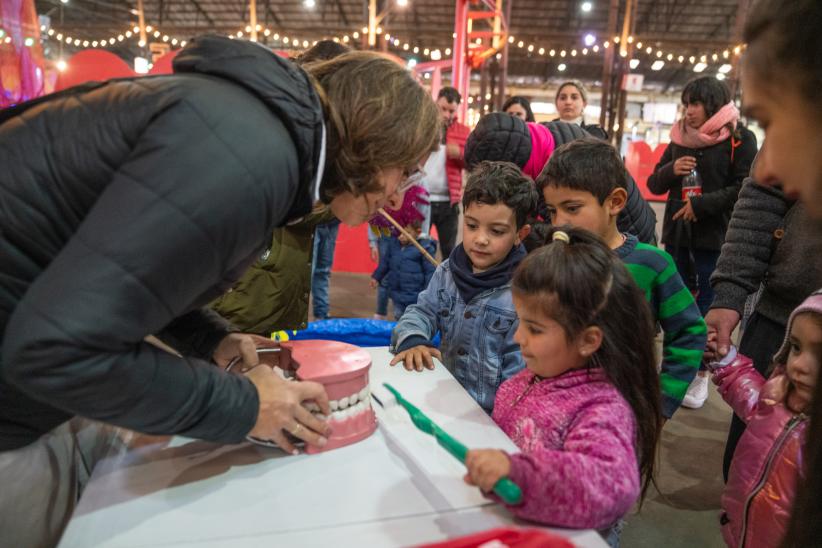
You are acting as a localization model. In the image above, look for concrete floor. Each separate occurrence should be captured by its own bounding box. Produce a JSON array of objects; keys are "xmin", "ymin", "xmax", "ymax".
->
[{"xmin": 315, "ymin": 270, "xmax": 730, "ymax": 547}]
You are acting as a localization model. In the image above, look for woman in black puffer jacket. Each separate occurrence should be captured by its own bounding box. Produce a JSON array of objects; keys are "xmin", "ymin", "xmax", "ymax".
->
[
  {"xmin": 0, "ymin": 36, "xmax": 440, "ymax": 547},
  {"xmin": 465, "ymin": 113, "xmax": 657, "ymax": 245}
]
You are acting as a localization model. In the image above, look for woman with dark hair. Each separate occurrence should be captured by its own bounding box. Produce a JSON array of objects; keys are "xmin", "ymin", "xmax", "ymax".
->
[
  {"xmin": 502, "ymin": 96, "xmax": 535, "ymax": 122},
  {"xmin": 553, "ymin": 81, "xmax": 608, "ymax": 140},
  {"xmin": 647, "ymin": 76, "xmax": 757, "ymax": 409},
  {"xmin": 0, "ymin": 37, "xmax": 440, "ymax": 546},
  {"xmin": 738, "ymin": 1, "xmax": 822, "ymax": 545}
]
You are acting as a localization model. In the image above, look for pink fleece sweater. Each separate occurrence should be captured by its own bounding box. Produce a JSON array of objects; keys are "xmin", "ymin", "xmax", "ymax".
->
[{"xmin": 491, "ymin": 368, "xmax": 640, "ymax": 529}]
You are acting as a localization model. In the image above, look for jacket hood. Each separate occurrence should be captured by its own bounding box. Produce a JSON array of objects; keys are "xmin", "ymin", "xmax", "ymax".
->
[
  {"xmin": 464, "ymin": 112, "xmax": 532, "ymax": 171},
  {"xmin": 173, "ymin": 35, "xmax": 324, "ymax": 213},
  {"xmin": 774, "ymin": 289, "xmax": 822, "ymax": 365}
]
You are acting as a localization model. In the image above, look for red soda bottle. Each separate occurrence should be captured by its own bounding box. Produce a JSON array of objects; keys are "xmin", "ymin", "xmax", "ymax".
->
[{"xmin": 682, "ymin": 168, "xmax": 703, "ymax": 200}]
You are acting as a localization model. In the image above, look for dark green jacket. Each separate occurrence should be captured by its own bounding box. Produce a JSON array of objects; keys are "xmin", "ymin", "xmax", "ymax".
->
[{"xmin": 211, "ymin": 208, "xmax": 336, "ymax": 335}]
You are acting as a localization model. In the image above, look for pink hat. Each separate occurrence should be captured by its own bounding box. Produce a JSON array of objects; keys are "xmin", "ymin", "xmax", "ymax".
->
[
  {"xmin": 773, "ymin": 289, "xmax": 822, "ymax": 365},
  {"xmin": 522, "ymin": 122, "xmax": 556, "ymax": 180}
]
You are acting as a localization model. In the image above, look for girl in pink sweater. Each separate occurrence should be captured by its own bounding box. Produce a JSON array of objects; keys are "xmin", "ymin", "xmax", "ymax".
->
[{"xmin": 464, "ymin": 227, "xmax": 663, "ymax": 544}]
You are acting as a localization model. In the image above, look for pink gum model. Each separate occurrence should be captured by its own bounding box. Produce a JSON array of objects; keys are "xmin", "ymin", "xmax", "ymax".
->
[{"xmin": 280, "ymin": 340, "xmax": 377, "ymax": 454}]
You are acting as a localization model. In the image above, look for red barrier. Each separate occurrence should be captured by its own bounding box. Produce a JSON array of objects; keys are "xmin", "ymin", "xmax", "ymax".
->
[
  {"xmin": 625, "ymin": 141, "xmax": 669, "ymax": 202},
  {"xmin": 332, "ymin": 223, "xmax": 376, "ymax": 274}
]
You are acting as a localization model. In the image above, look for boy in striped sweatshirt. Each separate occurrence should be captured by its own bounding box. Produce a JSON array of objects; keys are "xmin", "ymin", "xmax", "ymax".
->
[{"xmin": 536, "ymin": 138, "xmax": 707, "ymax": 418}]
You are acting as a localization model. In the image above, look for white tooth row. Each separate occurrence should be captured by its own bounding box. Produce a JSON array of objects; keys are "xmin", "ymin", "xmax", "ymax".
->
[
  {"xmin": 328, "ymin": 400, "xmax": 370, "ymax": 421},
  {"xmin": 303, "ymin": 386, "xmax": 371, "ymax": 413},
  {"xmin": 330, "ymin": 386, "xmax": 370, "ymax": 411}
]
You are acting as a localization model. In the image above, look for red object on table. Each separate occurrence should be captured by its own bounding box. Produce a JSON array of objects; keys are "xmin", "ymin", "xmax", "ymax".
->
[{"xmin": 418, "ymin": 527, "xmax": 576, "ymax": 548}]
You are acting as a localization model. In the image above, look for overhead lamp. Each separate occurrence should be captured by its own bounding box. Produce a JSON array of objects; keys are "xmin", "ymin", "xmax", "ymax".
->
[
  {"xmin": 397, "ymin": 0, "xmax": 408, "ymax": 5},
  {"xmin": 558, "ymin": 63, "xmax": 567, "ymax": 71},
  {"xmin": 651, "ymin": 60, "xmax": 664, "ymax": 70},
  {"xmin": 581, "ymin": 1, "xmax": 593, "ymax": 12},
  {"xmin": 629, "ymin": 58, "xmax": 640, "ymax": 69},
  {"xmin": 693, "ymin": 62, "xmax": 707, "ymax": 73},
  {"xmin": 134, "ymin": 56, "xmax": 149, "ymax": 74},
  {"xmin": 431, "ymin": 49, "xmax": 441, "ymax": 60},
  {"xmin": 56, "ymin": 59, "xmax": 67, "ymax": 71},
  {"xmin": 584, "ymin": 33, "xmax": 596, "ymax": 46},
  {"xmin": 304, "ymin": 0, "xmax": 316, "ymax": 8},
  {"xmin": 406, "ymin": 58, "xmax": 417, "ymax": 69},
  {"xmin": 24, "ymin": 37, "xmax": 35, "ymax": 47},
  {"xmin": 719, "ymin": 63, "xmax": 732, "ymax": 73},
  {"xmin": 716, "ymin": 72, "xmax": 726, "ymax": 81}
]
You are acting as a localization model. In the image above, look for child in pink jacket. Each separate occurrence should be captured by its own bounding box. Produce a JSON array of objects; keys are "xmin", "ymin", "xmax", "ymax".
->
[
  {"xmin": 464, "ymin": 227, "xmax": 664, "ymax": 546},
  {"xmin": 707, "ymin": 289, "xmax": 822, "ymax": 548}
]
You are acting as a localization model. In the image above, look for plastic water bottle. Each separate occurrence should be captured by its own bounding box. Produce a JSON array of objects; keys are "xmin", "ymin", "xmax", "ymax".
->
[{"xmin": 682, "ymin": 168, "xmax": 703, "ymax": 200}]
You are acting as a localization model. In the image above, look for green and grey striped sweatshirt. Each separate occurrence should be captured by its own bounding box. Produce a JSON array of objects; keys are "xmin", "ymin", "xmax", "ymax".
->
[{"xmin": 615, "ymin": 234, "xmax": 708, "ymax": 418}]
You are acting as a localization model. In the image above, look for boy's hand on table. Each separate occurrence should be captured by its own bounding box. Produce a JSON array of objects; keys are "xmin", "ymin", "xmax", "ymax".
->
[
  {"xmin": 390, "ymin": 345, "xmax": 441, "ymax": 372},
  {"xmin": 464, "ymin": 449, "xmax": 511, "ymax": 493}
]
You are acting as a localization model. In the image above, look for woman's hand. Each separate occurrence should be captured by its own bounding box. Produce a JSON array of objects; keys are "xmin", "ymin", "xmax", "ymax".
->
[
  {"xmin": 464, "ymin": 449, "xmax": 512, "ymax": 493},
  {"xmin": 212, "ymin": 333, "xmax": 278, "ymax": 370},
  {"xmin": 672, "ymin": 198, "xmax": 698, "ymax": 222},
  {"xmin": 673, "ymin": 155, "xmax": 697, "ymax": 176},
  {"xmin": 245, "ymin": 365, "xmax": 331, "ymax": 454},
  {"xmin": 369, "ymin": 278, "xmax": 379, "ymax": 290},
  {"xmin": 389, "ymin": 345, "xmax": 442, "ymax": 372},
  {"xmin": 370, "ymin": 246, "xmax": 379, "ymax": 263}
]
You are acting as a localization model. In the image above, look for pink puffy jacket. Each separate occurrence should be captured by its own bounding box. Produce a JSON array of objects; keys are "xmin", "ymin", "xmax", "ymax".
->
[{"xmin": 712, "ymin": 354, "xmax": 807, "ymax": 548}]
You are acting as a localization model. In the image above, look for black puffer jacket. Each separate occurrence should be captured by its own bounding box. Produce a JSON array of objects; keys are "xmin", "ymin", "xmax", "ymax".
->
[
  {"xmin": 464, "ymin": 114, "xmax": 657, "ymax": 244},
  {"xmin": 0, "ymin": 36, "xmax": 324, "ymax": 450},
  {"xmin": 647, "ymin": 126, "xmax": 757, "ymax": 251}
]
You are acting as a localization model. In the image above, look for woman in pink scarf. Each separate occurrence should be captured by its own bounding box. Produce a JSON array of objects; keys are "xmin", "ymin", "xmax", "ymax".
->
[{"xmin": 647, "ymin": 76, "xmax": 757, "ymax": 410}]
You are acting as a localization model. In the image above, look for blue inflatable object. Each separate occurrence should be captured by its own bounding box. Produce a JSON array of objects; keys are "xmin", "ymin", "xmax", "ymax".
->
[{"xmin": 288, "ymin": 318, "xmax": 440, "ymax": 347}]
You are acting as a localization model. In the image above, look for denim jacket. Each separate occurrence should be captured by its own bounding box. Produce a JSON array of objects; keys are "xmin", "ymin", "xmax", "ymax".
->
[{"xmin": 391, "ymin": 258, "xmax": 525, "ymax": 413}]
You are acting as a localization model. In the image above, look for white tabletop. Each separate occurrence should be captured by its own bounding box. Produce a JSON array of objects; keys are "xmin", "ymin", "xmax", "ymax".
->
[{"xmin": 59, "ymin": 347, "xmax": 607, "ymax": 548}]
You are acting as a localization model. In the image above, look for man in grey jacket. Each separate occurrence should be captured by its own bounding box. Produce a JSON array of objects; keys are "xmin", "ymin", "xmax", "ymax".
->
[{"xmin": 706, "ymin": 177, "xmax": 822, "ymax": 479}]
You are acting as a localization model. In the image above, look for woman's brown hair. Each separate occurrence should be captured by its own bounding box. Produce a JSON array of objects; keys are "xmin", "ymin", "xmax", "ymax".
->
[
  {"xmin": 513, "ymin": 225, "xmax": 663, "ymax": 502},
  {"xmin": 303, "ymin": 51, "xmax": 440, "ymax": 202},
  {"xmin": 744, "ymin": 0, "xmax": 822, "ymax": 117}
]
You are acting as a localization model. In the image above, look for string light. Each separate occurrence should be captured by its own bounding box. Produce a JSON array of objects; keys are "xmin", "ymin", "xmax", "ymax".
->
[{"xmin": 41, "ymin": 19, "xmax": 744, "ymax": 76}]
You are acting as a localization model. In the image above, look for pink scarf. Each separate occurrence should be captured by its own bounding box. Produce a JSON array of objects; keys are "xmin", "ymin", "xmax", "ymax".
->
[
  {"xmin": 522, "ymin": 122, "xmax": 556, "ymax": 179},
  {"xmin": 670, "ymin": 102, "xmax": 739, "ymax": 149}
]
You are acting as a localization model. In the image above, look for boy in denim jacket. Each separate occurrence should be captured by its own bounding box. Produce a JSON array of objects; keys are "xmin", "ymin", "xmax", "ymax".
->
[{"xmin": 390, "ymin": 161, "xmax": 537, "ymax": 413}]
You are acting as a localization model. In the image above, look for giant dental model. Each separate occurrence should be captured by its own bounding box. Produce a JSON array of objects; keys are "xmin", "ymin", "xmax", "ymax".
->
[{"xmin": 244, "ymin": 340, "xmax": 377, "ymax": 454}]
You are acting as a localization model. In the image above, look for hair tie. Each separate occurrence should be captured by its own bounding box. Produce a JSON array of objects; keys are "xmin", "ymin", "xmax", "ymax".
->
[{"xmin": 552, "ymin": 230, "xmax": 570, "ymax": 243}]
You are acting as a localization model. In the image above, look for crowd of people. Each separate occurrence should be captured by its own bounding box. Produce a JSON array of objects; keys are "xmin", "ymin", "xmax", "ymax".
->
[{"xmin": 1, "ymin": 0, "xmax": 820, "ymax": 546}]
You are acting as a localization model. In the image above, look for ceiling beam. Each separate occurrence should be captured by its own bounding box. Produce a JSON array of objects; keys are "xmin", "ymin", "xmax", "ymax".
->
[{"xmin": 333, "ymin": 0, "xmax": 349, "ymax": 27}]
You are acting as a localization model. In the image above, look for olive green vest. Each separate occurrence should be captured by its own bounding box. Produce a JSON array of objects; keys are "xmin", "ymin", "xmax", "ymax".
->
[{"xmin": 210, "ymin": 208, "xmax": 336, "ymax": 335}]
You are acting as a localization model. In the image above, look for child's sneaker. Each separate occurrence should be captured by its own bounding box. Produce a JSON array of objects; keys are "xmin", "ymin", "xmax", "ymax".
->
[{"xmin": 681, "ymin": 373, "xmax": 710, "ymax": 409}]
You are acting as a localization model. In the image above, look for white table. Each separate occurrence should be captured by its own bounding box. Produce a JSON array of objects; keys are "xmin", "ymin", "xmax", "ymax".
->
[{"xmin": 59, "ymin": 347, "xmax": 607, "ymax": 548}]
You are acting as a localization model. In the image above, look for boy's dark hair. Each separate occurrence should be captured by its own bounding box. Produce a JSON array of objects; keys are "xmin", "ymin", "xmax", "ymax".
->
[
  {"xmin": 438, "ymin": 86, "xmax": 462, "ymax": 105},
  {"xmin": 680, "ymin": 76, "xmax": 731, "ymax": 120},
  {"xmin": 512, "ymin": 225, "xmax": 662, "ymax": 503},
  {"xmin": 535, "ymin": 138, "xmax": 627, "ymax": 204},
  {"xmin": 462, "ymin": 161, "xmax": 538, "ymax": 229}
]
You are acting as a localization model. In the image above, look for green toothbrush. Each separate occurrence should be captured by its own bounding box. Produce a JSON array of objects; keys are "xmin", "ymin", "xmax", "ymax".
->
[{"xmin": 382, "ymin": 382, "xmax": 523, "ymax": 505}]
